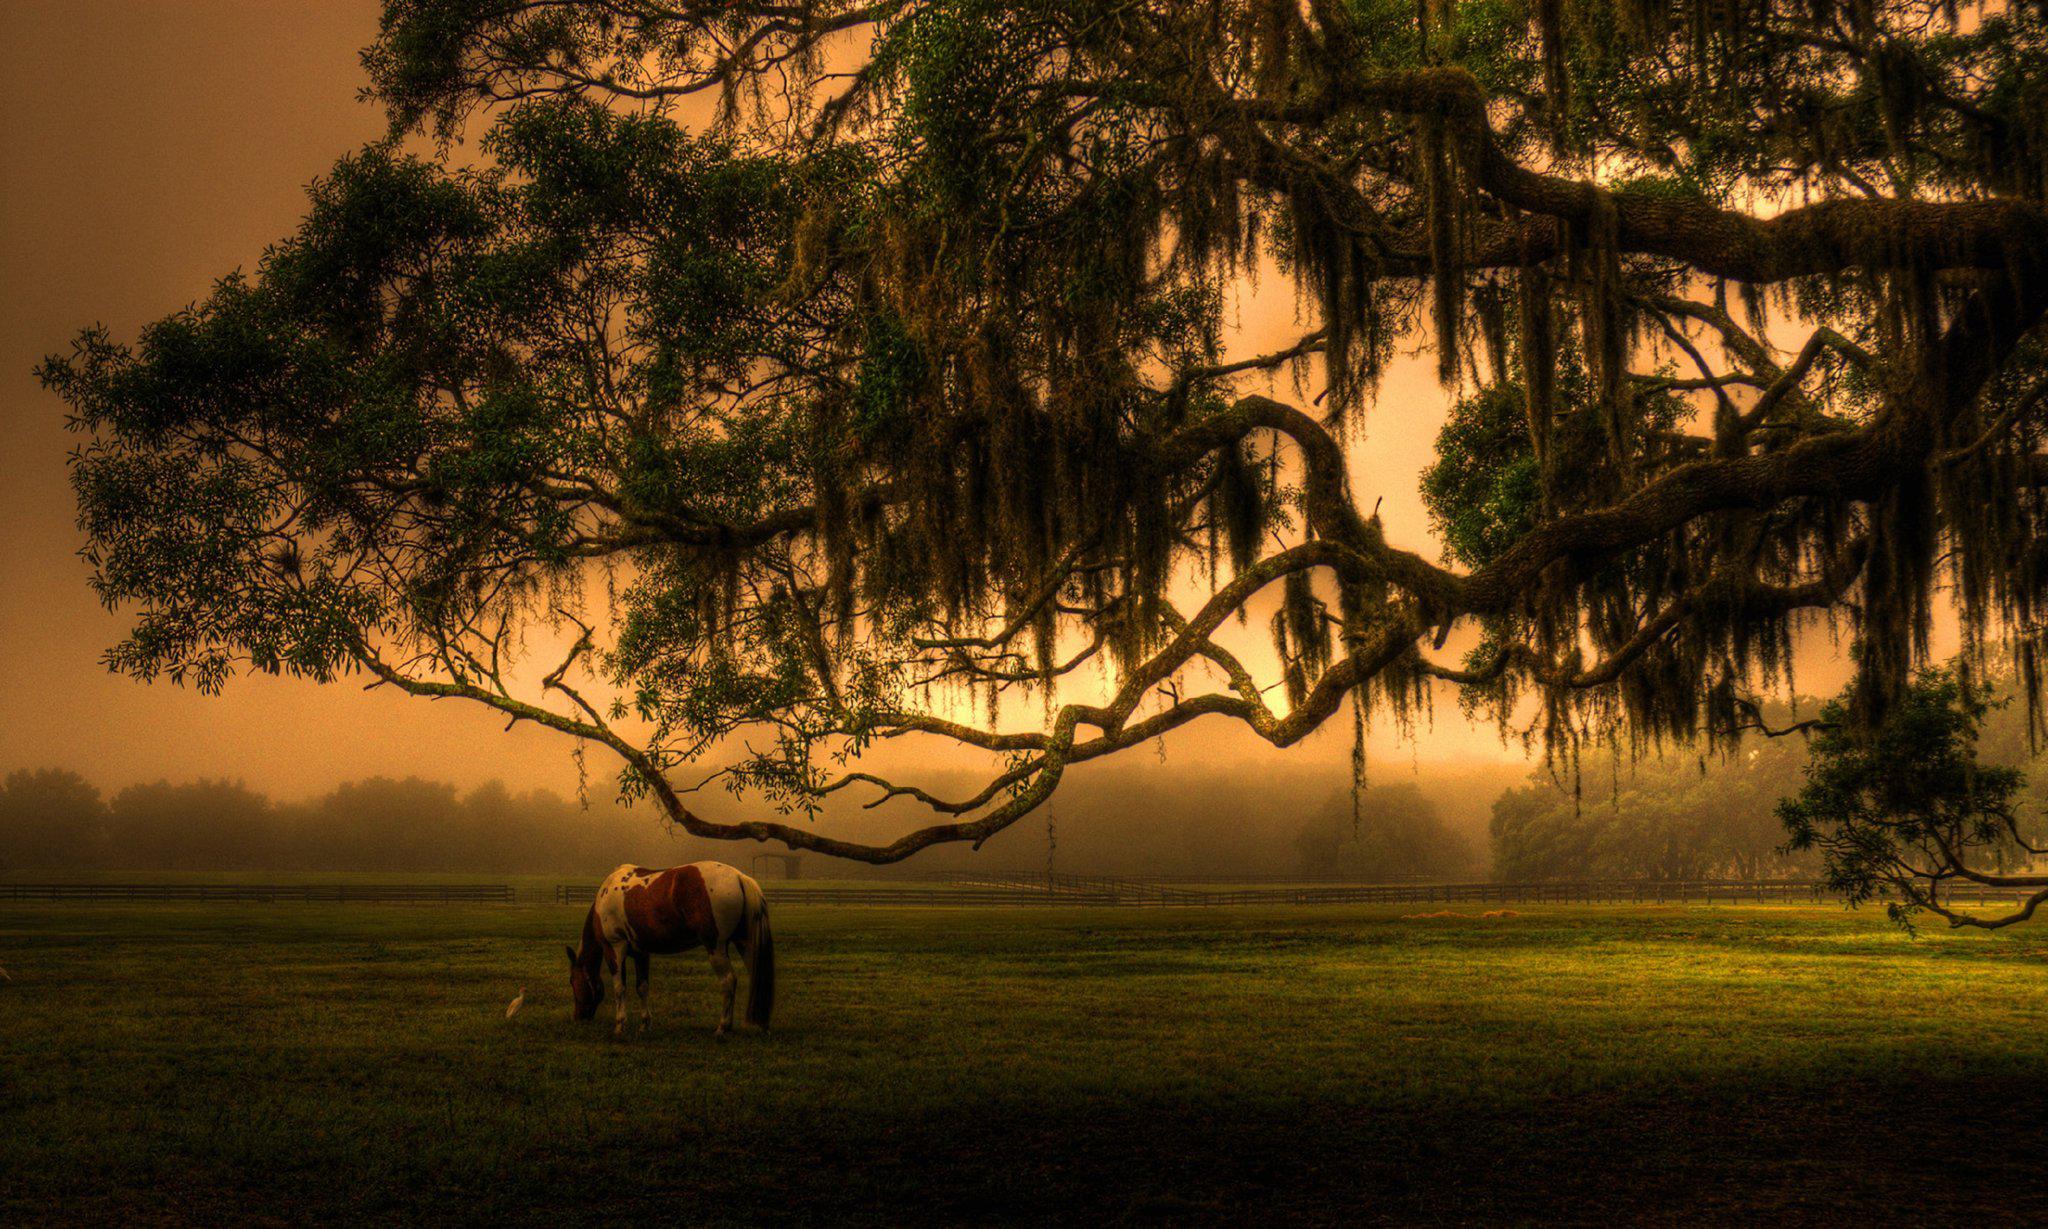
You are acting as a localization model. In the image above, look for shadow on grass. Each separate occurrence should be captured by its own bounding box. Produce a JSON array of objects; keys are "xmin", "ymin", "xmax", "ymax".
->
[{"xmin": 19, "ymin": 1071, "xmax": 2043, "ymax": 1227}]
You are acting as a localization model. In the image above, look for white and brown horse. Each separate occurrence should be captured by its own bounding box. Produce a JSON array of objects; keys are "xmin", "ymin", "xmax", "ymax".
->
[{"xmin": 568, "ymin": 861, "xmax": 774, "ymax": 1035}]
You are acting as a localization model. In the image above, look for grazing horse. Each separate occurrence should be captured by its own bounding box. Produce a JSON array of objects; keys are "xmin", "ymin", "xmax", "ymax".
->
[{"xmin": 567, "ymin": 861, "xmax": 774, "ymax": 1036}]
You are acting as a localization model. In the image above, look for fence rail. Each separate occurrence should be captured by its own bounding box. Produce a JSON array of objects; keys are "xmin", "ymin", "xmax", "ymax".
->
[
  {"xmin": 552, "ymin": 876, "xmax": 2046, "ymax": 909},
  {"xmin": 549, "ymin": 882, "xmax": 1130, "ymax": 907},
  {"xmin": 3, "ymin": 877, "xmax": 2035, "ymax": 910},
  {"xmin": 0, "ymin": 882, "xmax": 514, "ymax": 903}
]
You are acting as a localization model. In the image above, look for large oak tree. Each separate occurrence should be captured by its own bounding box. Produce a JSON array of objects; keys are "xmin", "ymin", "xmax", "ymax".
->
[{"xmin": 43, "ymin": 2, "xmax": 2048, "ymax": 896}]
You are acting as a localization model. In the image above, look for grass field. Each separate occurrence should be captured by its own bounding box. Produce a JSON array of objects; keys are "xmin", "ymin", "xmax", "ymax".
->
[{"xmin": 4, "ymin": 900, "xmax": 2047, "ymax": 1225}]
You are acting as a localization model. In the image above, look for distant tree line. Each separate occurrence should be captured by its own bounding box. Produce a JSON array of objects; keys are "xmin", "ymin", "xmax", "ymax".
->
[
  {"xmin": 0, "ymin": 770, "xmax": 690, "ymax": 875},
  {"xmin": 1488, "ymin": 743, "xmax": 1817, "ymax": 882},
  {"xmin": 31, "ymin": 710, "xmax": 2034, "ymax": 887},
  {"xmin": 1488, "ymin": 688, "xmax": 2048, "ymax": 884},
  {"xmin": 0, "ymin": 761, "xmax": 1514, "ymax": 879},
  {"xmin": 1291, "ymin": 785, "xmax": 1479, "ymax": 881}
]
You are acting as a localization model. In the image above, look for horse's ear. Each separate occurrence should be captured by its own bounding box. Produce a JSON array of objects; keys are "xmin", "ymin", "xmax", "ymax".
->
[{"xmin": 565, "ymin": 945, "xmax": 578, "ymax": 965}]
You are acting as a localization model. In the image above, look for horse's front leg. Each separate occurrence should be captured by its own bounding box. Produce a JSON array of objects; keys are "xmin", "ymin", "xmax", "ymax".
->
[
  {"xmin": 632, "ymin": 951, "xmax": 652, "ymax": 1033},
  {"xmin": 709, "ymin": 948, "xmax": 737, "ymax": 1035},
  {"xmin": 612, "ymin": 946, "xmax": 631, "ymax": 1039}
]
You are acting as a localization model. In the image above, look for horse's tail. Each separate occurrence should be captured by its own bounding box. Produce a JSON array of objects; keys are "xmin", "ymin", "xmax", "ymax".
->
[{"xmin": 741, "ymin": 874, "xmax": 774, "ymax": 1029}]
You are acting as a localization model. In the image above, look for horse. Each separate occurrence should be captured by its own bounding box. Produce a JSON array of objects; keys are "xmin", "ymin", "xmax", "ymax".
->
[{"xmin": 567, "ymin": 861, "xmax": 774, "ymax": 1036}]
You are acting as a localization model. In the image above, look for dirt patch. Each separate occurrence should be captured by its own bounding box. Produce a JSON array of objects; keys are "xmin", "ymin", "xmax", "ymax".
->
[{"xmin": 1400, "ymin": 909, "xmax": 1523, "ymax": 920}]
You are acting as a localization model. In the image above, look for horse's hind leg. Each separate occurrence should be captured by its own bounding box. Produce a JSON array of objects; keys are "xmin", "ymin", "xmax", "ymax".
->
[
  {"xmin": 709, "ymin": 948, "xmax": 738, "ymax": 1035},
  {"xmin": 612, "ymin": 947, "xmax": 631, "ymax": 1039},
  {"xmin": 632, "ymin": 951, "xmax": 652, "ymax": 1033}
]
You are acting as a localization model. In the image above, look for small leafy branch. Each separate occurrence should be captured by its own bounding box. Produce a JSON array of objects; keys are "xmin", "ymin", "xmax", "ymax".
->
[{"xmin": 1781, "ymin": 668, "xmax": 2048, "ymax": 930}]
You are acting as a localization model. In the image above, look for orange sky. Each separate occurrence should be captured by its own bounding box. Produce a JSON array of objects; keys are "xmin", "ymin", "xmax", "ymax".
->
[{"xmin": 0, "ymin": 3, "xmax": 1859, "ymax": 804}]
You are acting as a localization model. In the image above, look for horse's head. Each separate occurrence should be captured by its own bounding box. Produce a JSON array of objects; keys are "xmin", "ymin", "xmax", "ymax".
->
[{"xmin": 566, "ymin": 944, "xmax": 603, "ymax": 1020}]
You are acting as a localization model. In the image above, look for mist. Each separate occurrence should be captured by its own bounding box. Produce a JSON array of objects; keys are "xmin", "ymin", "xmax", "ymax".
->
[{"xmin": 0, "ymin": 757, "xmax": 1531, "ymax": 880}]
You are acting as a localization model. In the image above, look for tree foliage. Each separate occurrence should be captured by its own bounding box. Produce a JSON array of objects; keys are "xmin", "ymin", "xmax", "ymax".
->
[
  {"xmin": 41, "ymin": 1, "xmax": 2048, "ymax": 862},
  {"xmin": 1780, "ymin": 669, "xmax": 2048, "ymax": 928},
  {"xmin": 1490, "ymin": 735, "xmax": 1813, "ymax": 881},
  {"xmin": 1293, "ymin": 784, "xmax": 1480, "ymax": 880},
  {"xmin": 0, "ymin": 770, "xmax": 108, "ymax": 871},
  {"xmin": 0, "ymin": 771, "xmax": 721, "ymax": 874}
]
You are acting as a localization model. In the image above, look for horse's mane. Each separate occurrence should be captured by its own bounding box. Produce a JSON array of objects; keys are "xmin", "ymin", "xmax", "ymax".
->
[{"xmin": 577, "ymin": 906, "xmax": 609, "ymax": 972}]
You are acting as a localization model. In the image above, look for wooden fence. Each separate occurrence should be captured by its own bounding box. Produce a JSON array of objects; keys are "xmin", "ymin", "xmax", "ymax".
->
[
  {"xmin": 2, "ymin": 877, "xmax": 2033, "ymax": 909},
  {"xmin": 551, "ymin": 875, "xmax": 2046, "ymax": 909},
  {"xmin": 0, "ymin": 882, "xmax": 514, "ymax": 903}
]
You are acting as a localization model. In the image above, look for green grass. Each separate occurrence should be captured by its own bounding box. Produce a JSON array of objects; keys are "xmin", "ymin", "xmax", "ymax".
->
[{"xmin": 3, "ymin": 902, "xmax": 2047, "ymax": 1225}]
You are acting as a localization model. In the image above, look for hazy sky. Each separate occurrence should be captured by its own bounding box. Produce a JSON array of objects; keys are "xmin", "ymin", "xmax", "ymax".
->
[
  {"xmin": 4, "ymin": 2, "xmax": 1794, "ymax": 804},
  {"xmin": 0, "ymin": 2, "xmax": 562, "ymax": 796}
]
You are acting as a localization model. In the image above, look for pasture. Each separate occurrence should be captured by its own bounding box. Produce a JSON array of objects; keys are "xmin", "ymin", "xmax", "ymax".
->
[{"xmin": 3, "ymin": 899, "xmax": 2047, "ymax": 1225}]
